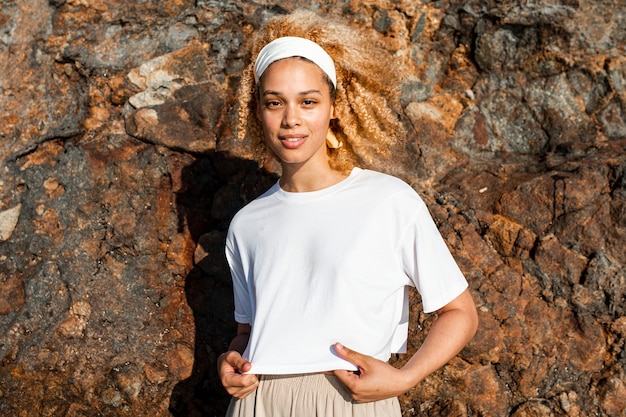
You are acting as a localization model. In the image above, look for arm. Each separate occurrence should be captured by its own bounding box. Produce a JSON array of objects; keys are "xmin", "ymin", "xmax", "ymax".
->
[
  {"xmin": 217, "ymin": 323, "xmax": 259, "ymax": 399},
  {"xmin": 333, "ymin": 288, "xmax": 478, "ymax": 403}
]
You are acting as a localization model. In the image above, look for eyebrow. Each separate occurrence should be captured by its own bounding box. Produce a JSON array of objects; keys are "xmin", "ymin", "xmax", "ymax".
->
[{"xmin": 261, "ymin": 89, "xmax": 323, "ymax": 97}]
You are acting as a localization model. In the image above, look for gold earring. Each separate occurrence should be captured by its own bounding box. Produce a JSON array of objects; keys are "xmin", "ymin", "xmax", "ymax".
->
[{"xmin": 326, "ymin": 129, "xmax": 343, "ymax": 149}]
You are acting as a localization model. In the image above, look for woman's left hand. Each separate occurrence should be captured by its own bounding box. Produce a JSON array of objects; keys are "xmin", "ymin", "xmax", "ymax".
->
[
  {"xmin": 332, "ymin": 343, "xmax": 411, "ymax": 403},
  {"xmin": 332, "ymin": 289, "xmax": 479, "ymax": 403}
]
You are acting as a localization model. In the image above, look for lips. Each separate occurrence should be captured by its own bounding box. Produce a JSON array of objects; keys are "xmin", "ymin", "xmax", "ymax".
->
[{"xmin": 279, "ymin": 135, "xmax": 307, "ymax": 149}]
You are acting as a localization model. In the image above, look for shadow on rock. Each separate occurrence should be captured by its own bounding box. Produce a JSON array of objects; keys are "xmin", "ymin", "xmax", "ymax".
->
[{"xmin": 169, "ymin": 152, "xmax": 277, "ymax": 416}]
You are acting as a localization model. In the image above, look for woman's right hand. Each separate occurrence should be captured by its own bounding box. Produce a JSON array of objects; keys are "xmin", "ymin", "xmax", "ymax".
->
[{"xmin": 218, "ymin": 350, "xmax": 259, "ymax": 399}]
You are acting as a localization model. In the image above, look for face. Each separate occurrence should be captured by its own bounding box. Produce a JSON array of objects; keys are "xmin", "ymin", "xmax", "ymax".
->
[{"xmin": 256, "ymin": 57, "xmax": 335, "ymax": 170}]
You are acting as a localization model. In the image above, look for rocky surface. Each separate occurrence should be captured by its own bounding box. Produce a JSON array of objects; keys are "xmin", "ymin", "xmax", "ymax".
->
[{"xmin": 1, "ymin": 0, "xmax": 624, "ymax": 416}]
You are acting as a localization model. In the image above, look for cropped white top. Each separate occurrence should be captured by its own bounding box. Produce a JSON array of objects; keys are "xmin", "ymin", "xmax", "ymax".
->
[{"xmin": 225, "ymin": 168, "xmax": 468, "ymax": 374}]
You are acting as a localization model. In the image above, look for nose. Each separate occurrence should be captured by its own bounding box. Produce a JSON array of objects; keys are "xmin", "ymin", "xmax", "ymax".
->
[{"xmin": 281, "ymin": 103, "xmax": 301, "ymax": 128}]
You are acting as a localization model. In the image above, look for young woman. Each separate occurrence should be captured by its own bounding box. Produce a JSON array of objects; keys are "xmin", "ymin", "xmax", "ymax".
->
[{"xmin": 218, "ymin": 10, "xmax": 479, "ymax": 417}]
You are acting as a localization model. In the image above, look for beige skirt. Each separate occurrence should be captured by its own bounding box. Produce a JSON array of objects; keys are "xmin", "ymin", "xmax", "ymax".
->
[{"xmin": 225, "ymin": 373, "xmax": 401, "ymax": 417}]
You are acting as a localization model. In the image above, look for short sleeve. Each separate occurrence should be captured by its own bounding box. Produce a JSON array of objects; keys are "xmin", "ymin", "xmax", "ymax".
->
[
  {"xmin": 225, "ymin": 232, "xmax": 253, "ymax": 324},
  {"xmin": 399, "ymin": 201, "xmax": 468, "ymax": 313}
]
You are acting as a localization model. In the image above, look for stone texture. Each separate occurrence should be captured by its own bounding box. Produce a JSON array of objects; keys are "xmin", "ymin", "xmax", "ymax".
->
[{"xmin": 1, "ymin": 0, "xmax": 625, "ymax": 416}]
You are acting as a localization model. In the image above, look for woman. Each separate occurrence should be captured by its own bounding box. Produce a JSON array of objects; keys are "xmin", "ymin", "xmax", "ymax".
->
[{"xmin": 218, "ymin": 10, "xmax": 478, "ymax": 417}]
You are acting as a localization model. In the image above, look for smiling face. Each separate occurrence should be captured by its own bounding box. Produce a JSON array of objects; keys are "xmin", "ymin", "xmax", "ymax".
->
[{"xmin": 256, "ymin": 57, "xmax": 335, "ymax": 173}]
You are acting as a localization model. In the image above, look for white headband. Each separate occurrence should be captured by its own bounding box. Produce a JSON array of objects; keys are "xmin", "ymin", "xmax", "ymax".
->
[{"xmin": 254, "ymin": 36, "xmax": 337, "ymax": 88}]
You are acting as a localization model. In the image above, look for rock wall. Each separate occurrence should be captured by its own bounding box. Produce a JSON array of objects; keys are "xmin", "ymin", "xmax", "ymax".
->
[{"xmin": 1, "ymin": 0, "xmax": 624, "ymax": 416}]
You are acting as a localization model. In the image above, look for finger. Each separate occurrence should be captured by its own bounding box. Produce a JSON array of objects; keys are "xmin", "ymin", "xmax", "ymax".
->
[
  {"xmin": 240, "ymin": 373, "xmax": 259, "ymax": 388},
  {"xmin": 334, "ymin": 343, "xmax": 367, "ymax": 368},
  {"xmin": 229, "ymin": 375, "xmax": 259, "ymax": 399},
  {"xmin": 219, "ymin": 351, "xmax": 240, "ymax": 368},
  {"xmin": 221, "ymin": 351, "xmax": 252, "ymax": 374},
  {"xmin": 234, "ymin": 356, "xmax": 253, "ymax": 373},
  {"xmin": 332, "ymin": 369, "xmax": 360, "ymax": 389}
]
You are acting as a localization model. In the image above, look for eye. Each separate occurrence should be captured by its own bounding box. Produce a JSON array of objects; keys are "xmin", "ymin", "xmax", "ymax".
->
[
  {"xmin": 265, "ymin": 100, "xmax": 281, "ymax": 108},
  {"xmin": 302, "ymin": 99, "xmax": 316, "ymax": 106}
]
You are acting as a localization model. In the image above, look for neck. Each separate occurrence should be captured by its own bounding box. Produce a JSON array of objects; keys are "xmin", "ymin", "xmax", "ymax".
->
[{"xmin": 279, "ymin": 161, "xmax": 348, "ymax": 192}]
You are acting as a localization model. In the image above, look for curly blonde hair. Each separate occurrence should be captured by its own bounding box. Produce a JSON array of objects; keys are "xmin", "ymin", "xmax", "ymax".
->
[{"xmin": 237, "ymin": 10, "xmax": 408, "ymax": 173}]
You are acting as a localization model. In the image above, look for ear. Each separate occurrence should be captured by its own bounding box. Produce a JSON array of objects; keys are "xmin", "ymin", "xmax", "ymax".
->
[{"xmin": 330, "ymin": 104, "xmax": 337, "ymax": 120}]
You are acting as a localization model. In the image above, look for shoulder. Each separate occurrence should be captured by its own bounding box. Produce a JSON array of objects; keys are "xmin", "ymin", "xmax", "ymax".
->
[
  {"xmin": 357, "ymin": 168, "xmax": 410, "ymax": 188},
  {"xmin": 355, "ymin": 169, "xmax": 424, "ymax": 203},
  {"xmin": 228, "ymin": 182, "xmax": 280, "ymax": 229}
]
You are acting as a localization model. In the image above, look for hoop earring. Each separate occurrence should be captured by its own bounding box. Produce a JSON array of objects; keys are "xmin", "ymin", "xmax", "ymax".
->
[{"xmin": 326, "ymin": 128, "xmax": 343, "ymax": 149}]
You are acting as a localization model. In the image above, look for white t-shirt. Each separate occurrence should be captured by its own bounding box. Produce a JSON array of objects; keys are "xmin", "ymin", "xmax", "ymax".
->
[{"xmin": 225, "ymin": 168, "xmax": 468, "ymax": 374}]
